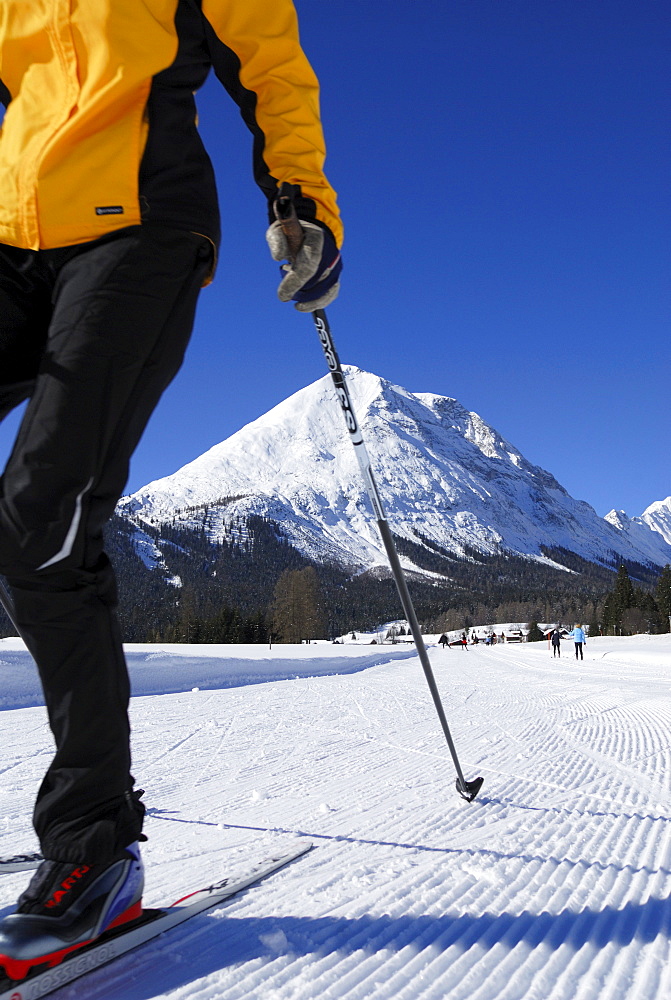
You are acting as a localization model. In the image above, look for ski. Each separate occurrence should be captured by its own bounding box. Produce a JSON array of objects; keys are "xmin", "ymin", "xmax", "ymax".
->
[
  {"xmin": 0, "ymin": 854, "xmax": 43, "ymax": 875},
  {"xmin": 0, "ymin": 840, "xmax": 312, "ymax": 1000}
]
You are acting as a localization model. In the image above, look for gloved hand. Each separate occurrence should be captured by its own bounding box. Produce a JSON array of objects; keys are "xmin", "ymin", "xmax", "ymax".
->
[{"xmin": 266, "ymin": 219, "xmax": 342, "ymax": 312}]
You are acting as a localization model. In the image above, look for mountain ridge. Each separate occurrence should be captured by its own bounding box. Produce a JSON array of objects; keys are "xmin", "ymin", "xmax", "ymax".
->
[{"xmin": 117, "ymin": 369, "xmax": 671, "ymax": 579}]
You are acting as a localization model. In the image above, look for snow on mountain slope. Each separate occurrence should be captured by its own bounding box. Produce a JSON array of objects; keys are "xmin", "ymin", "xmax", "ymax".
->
[
  {"xmin": 119, "ymin": 369, "xmax": 671, "ymax": 573},
  {"xmin": 641, "ymin": 496, "xmax": 671, "ymax": 547},
  {"xmin": 605, "ymin": 504, "xmax": 671, "ymax": 566}
]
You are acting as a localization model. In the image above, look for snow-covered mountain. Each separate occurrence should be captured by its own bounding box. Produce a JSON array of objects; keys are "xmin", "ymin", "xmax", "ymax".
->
[
  {"xmin": 118, "ymin": 368, "xmax": 671, "ymax": 576},
  {"xmin": 605, "ymin": 501, "xmax": 671, "ymax": 567},
  {"xmin": 641, "ymin": 496, "xmax": 671, "ymax": 545}
]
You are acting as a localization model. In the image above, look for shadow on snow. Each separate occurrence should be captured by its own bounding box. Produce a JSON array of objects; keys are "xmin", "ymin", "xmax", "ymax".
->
[
  {"xmin": 65, "ymin": 894, "xmax": 671, "ymax": 1000},
  {"xmin": 147, "ymin": 809, "xmax": 671, "ymax": 880}
]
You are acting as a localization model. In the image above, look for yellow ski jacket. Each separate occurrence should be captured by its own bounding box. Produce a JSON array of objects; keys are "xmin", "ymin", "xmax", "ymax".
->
[{"xmin": 0, "ymin": 0, "xmax": 342, "ymax": 253}]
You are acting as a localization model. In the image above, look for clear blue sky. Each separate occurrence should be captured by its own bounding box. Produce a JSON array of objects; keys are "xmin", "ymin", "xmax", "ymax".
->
[{"xmin": 1, "ymin": 0, "xmax": 668, "ymax": 518}]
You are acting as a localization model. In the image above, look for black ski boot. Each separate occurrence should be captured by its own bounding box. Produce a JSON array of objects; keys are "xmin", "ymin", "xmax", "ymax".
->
[{"xmin": 0, "ymin": 842, "xmax": 143, "ymax": 980}]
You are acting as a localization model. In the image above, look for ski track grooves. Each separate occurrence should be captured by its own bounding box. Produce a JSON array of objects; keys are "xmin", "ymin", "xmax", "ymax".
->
[{"xmin": 0, "ymin": 636, "xmax": 670, "ymax": 998}]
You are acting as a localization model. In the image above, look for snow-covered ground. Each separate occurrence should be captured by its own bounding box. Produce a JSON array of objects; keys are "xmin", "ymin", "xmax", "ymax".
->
[{"xmin": 1, "ymin": 633, "xmax": 670, "ymax": 999}]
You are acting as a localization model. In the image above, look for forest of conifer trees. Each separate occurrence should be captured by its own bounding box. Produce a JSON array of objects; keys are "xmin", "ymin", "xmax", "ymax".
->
[{"xmin": 1, "ymin": 512, "xmax": 668, "ymax": 643}]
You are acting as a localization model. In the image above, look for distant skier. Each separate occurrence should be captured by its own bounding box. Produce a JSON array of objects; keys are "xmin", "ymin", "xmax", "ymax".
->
[
  {"xmin": 439, "ymin": 634, "xmax": 449, "ymax": 649},
  {"xmin": 0, "ymin": 0, "xmax": 342, "ymax": 979},
  {"xmin": 551, "ymin": 628, "xmax": 562, "ymax": 658},
  {"xmin": 570, "ymin": 624, "xmax": 587, "ymax": 660},
  {"xmin": 461, "ymin": 632, "xmax": 468, "ymax": 650}
]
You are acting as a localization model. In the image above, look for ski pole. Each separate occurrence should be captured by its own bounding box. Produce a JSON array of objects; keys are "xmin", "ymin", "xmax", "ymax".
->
[{"xmin": 274, "ymin": 192, "xmax": 483, "ymax": 802}]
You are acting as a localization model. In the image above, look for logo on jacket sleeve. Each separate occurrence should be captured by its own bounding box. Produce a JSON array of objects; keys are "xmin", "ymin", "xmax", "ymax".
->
[{"xmin": 95, "ymin": 206, "xmax": 124, "ymax": 215}]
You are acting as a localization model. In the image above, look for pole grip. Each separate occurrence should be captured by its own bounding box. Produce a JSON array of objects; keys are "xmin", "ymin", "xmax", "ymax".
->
[{"xmin": 274, "ymin": 189, "xmax": 304, "ymax": 263}]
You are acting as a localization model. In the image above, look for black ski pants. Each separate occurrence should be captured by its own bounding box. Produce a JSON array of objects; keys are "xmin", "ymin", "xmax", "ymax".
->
[{"xmin": 0, "ymin": 226, "xmax": 211, "ymax": 863}]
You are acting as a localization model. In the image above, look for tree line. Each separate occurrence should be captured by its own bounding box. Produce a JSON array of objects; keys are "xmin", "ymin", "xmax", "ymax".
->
[
  {"xmin": 600, "ymin": 563, "xmax": 671, "ymax": 635},
  {"xmin": 1, "ymin": 511, "xmax": 669, "ymax": 643}
]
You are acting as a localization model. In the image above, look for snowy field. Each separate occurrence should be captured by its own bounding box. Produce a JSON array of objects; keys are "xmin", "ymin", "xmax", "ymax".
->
[{"xmin": 0, "ymin": 633, "xmax": 670, "ymax": 999}]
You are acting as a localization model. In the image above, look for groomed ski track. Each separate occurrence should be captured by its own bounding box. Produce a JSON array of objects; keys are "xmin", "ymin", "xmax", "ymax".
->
[{"xmin": 0, "ymin": 635, "xmax": 670, "ymax": 999}]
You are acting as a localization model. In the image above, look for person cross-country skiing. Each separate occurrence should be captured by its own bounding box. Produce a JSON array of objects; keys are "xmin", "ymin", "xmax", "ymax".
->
[
  {"xmin": 569, "ymin": 624, "xmax": 586, "ymax": 660},
  {"xmin": 0, "ymin": 0, "xmax": 342, "ymax": 979},
  {"xmin": 551, "ymin": 628, "xmax": 562, "ymax": 657}
]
